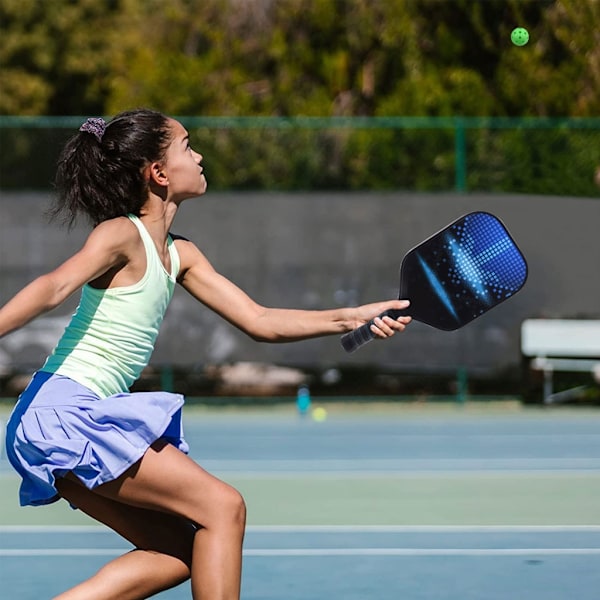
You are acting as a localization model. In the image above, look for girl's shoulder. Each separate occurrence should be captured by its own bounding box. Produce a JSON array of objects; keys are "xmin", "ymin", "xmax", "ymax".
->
[
  {"xmin": 169, "ymin": 232, "xmax": 190, "ymax": 243},
  {"xmin": 84, "ymin": 216, "xmax": 143, "ymax": 256},
  {"xmin": 171, "ymin": 234, "xmax": 213, "ymax": 276},
  {"xmin": 93, "ymin": 215, "xmax": 139, "ymax": 235},
  {"xmin": 92, "ymin": 215, "xmax": 144, "ymax": 239}
]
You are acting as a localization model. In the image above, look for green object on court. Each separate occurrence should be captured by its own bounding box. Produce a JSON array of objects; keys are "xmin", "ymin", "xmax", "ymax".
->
[{"xmin": 511, "ymin": 27, "xmax": 529, "ymax": 46}]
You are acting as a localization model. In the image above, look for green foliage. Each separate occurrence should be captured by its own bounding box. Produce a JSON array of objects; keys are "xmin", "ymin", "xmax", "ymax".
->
[
  {"xmin": 468, "ymin": 128, "xmax": 600, "ymax": 196},
  {"xmin": 2, "ymin": 0, "xmax": 598, "ymax": 118},
  {"xmin": 1, "ymin": 0, "xmax": 599, "ymax": 195},
  {"xmin": 0, "ymin": 0, "xmax": 122, "ymax": 114}
]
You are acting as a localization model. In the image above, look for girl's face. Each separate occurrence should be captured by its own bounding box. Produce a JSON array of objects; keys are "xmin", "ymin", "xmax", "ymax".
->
[{"xmin": 161, "ymin": 119, "xmax": 207, "ymax": 201}]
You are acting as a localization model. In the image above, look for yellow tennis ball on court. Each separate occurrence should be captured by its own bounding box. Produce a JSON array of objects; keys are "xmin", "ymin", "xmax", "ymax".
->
[{"xmin": 312, "ymin": 407, "xmax": 327, "ymax": 422}]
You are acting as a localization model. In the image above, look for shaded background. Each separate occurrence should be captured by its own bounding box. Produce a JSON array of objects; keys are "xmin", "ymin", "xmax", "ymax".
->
[{"xmin": 1, "ymin": 190, "xmax": 598, "ymax": 398}]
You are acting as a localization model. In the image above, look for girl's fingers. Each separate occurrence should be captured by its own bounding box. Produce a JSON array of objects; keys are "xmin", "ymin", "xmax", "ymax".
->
[{"xmin": 370, "ymin": 315, "xmax": 411, "ymax": 338}]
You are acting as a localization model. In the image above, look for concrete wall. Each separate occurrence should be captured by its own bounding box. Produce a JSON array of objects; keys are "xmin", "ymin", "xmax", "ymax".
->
[{"xmin": 1, "ymin": 191, "xmax": 599, "ymax": 375}]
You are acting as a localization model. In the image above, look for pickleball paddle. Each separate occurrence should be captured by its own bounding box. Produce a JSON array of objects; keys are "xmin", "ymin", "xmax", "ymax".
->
[{"xmin": 341, "ymin": 211, "xmax": 528, "ymax": 353}]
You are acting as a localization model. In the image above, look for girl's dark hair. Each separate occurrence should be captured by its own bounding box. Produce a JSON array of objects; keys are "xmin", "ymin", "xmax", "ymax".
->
[{"xmin": 52, "ymin": 109, "xmax": 172, "ymax": 226}]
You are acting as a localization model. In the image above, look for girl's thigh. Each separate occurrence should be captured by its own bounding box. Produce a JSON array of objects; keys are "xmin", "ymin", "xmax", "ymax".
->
[
  {"xmin": 56, "ymin": 475, "xmax": 196, "ymax": 565},
  {"xmin": 91, "ymin": 439, "xmax": 246, "ymax": 528}
]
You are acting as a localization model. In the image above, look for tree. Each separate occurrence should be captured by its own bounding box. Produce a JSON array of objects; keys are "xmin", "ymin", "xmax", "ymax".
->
[
  {"xmin": 2, "ymin": 0, "xmax": 598, "ymax": 118},
  {"xmin": 0, "ymin": 0, "xmax": 123, "ymax": 115}
]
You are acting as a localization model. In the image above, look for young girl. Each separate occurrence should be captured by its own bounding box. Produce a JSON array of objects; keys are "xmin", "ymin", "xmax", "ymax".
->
[{"xmin": 1, "ymin": 109, "xmax": 411, "ymax": 600}]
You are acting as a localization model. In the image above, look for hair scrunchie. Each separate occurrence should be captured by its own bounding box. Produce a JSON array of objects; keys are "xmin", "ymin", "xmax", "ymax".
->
[{"xmin": 79, "ymin": 117, "xmax": 106, "ymax": 142}]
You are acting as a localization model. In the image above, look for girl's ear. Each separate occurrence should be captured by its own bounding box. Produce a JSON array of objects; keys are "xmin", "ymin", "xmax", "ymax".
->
[{"xmin": 148, "ymin": 162, "xmax": 168, "ymax": 187}]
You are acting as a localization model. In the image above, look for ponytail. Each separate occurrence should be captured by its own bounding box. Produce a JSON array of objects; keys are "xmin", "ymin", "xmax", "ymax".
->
[{"xmin": 52, "ymin": 109, "xmax": 172, "ymax": 226}]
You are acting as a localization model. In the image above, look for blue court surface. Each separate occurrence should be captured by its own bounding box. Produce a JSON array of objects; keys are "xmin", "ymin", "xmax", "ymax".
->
[{"xmin": 2, "ymin": 403, "xmax": 600, "ymax": 599}]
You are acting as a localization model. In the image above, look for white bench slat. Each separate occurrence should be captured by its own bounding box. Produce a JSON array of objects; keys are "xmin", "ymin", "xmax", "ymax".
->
[
  {"xmin": 521, "ymin": 319, "xmax": 600, "ymax": 358},
  {"xmin": 521, "ymin": 319, "xmax": 600, "ymax": 403}
]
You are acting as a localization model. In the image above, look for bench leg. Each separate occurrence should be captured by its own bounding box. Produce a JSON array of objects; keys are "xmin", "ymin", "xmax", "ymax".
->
[{"xmin": 543, "ymin": 367, "xmax": 554, "ymax": 403}]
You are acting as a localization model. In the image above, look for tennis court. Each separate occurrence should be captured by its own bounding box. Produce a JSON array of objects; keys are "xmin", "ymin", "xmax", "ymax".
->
[{"xmin": 2, "ymin": 402, "xmax": 600, "ymax": 599}]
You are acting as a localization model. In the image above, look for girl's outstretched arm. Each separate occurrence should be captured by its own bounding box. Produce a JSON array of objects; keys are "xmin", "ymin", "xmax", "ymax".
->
[
  {"xmin": 0, "ymin": 219, "xmax": 138, "ymax": 339},
  {"xmin": 175, "ymin": 238, "xmax": 411, "ymax": 343}
]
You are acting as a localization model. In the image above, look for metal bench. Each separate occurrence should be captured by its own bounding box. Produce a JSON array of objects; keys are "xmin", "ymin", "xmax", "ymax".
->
[{"xmin": 521, "ymin": 319, "xmax": 600, "ymax": 403}]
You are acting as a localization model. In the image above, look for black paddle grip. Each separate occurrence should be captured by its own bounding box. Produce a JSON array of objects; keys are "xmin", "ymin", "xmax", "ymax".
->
[{"xmin": 340, "ymin": 309, "xmax": 403, "ymax": 353}]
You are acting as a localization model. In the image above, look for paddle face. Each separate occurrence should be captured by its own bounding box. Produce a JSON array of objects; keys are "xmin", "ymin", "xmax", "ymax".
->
[
  {"xmin": 399, "ymin": 211, "xmax": 528, "ymax": 330},
  {"xmin": 340, "ymin": 211, "xmax": 527, "ymax": 353}
]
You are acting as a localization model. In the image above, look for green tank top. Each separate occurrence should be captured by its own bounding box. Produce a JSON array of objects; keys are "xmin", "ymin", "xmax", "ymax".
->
[{"xmin": 42, "ymin": 215, "xmax": 180, "ymax": 397}]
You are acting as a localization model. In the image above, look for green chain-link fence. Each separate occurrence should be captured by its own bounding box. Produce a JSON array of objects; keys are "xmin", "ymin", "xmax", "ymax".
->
[{"xmin": 1, "ymin": 116, "xmax": 599, "ymax": 196}]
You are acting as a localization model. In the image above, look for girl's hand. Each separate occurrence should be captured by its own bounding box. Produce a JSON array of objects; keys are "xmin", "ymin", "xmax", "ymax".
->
[{"xmin": 352, "ymin": 299, "xmax": 412, "ymax": 340}]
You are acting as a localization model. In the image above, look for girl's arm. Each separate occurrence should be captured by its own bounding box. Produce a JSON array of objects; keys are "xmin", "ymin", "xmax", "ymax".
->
[
  {"xmin": 0, "ymin": 219, "xmax": 136, "ymax": 339},
  {"xmin": 175, "ymin": 238, "xmax": 411, "ymax": 343}
]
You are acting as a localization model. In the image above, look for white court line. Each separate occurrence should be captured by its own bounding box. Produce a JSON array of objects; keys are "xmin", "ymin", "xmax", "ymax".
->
[
  {"xmin": 199, "ymin": 457, "xmax": 600, "ymax": 470},
  {"xmin": 3, "ymin": 525, "xmax": 600, "ymax": 533},
  {"xmin": 2, "ymin": 548, "xmax": 600, "ymax": 557},
  {"xmin": 245, "ymin": 548, "xmax": 600, "ymax": 557},
  {"xmin": 4, "ymin": 526, "xmax": 600, "ymax": 558},
  {"xmin": 247, "ymin": 525, "xmax": 600, "ymax": 533}
]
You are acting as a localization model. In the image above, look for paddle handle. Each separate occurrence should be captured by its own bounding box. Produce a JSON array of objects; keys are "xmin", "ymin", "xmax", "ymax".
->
[{"xmin": 340, "ymin": 309, "xmax": 405, "ymax": 353}]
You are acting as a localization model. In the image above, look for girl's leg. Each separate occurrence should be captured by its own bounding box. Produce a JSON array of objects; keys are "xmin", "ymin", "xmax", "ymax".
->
[
  {"xmin": 87, "ymin": 439, "xmax": 245, "ymax": 600},
  {"xmin": 54, "ymin": 476, "xmax": 195, "ymax": 600}
]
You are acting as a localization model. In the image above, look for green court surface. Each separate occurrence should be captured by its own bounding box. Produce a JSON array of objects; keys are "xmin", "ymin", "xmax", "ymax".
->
[{"xmin": 2, "ymin": 472, "xmax": 600, "ymax": 527}]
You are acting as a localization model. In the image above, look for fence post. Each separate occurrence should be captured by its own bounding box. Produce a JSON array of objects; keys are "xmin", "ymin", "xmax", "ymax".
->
[
  {"xmin": 160, "ymin": 365, "xmax": 174, "ymax": 393},
  {"xmin": 456, "ymin": 366, "xmax": 468, "ymax": 404},
  {"xmin": 454, "ymin": 119, "xmax": 467, "ymax": 192}
]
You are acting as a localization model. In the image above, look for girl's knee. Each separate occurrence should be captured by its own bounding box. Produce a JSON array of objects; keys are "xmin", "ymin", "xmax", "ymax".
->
[
  {"xmin": 223, "ymin": 486, "xmax": 246, "ymax": 528},
  {"xmin": 204, "ymin": 484, "xmax": 246, "ymax": 531}
]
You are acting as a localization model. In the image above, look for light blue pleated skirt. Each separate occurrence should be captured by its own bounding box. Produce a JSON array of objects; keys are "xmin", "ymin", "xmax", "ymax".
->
[{"xmin": 5, "ymin": 371, "xmax": 189, "ymax": 507}]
